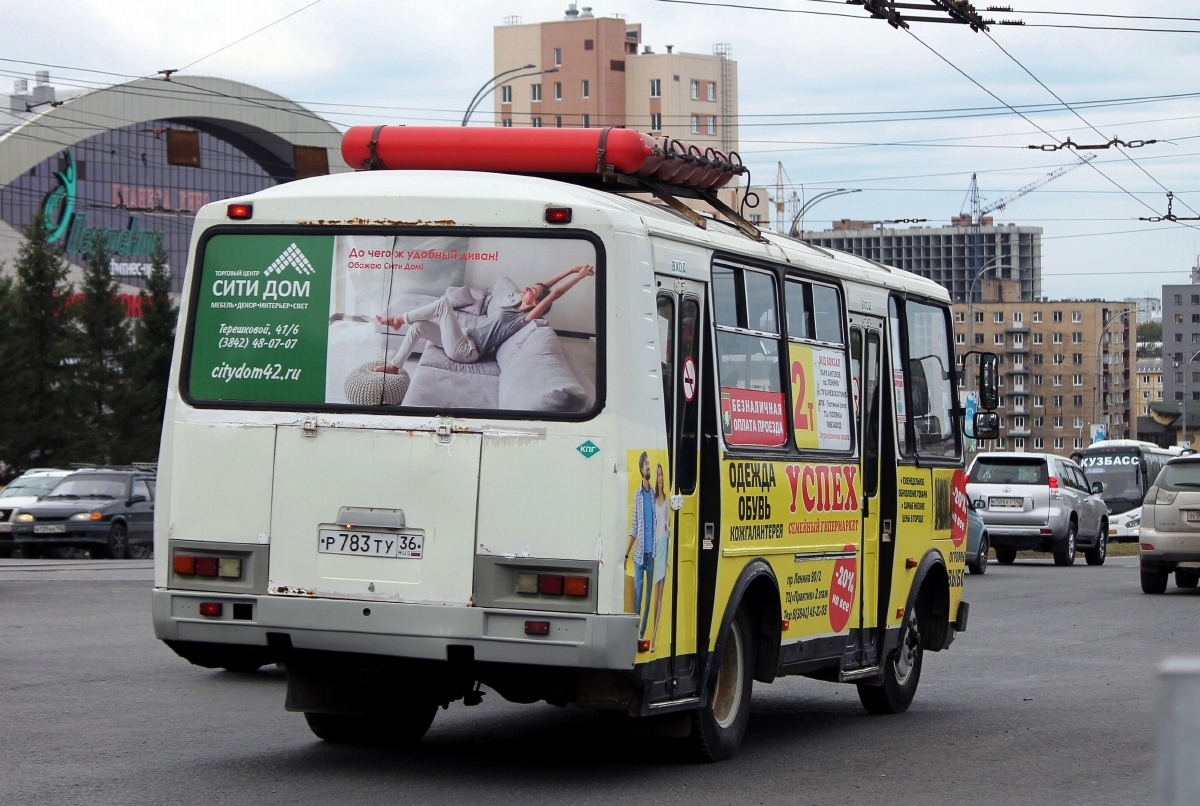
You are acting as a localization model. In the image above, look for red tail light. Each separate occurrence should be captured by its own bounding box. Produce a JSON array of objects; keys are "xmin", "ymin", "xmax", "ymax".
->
[
  {"xmin": 524, "ymin": 620, "xmax": 551, "ymax": 635},
  {"xmin": 199, "ymin": 602, "xmax": 223, "ymax": 617},
  {"xmin": 226, "ymin": 203, "xmax": 253, "ymax": 220},
  {"xmin": 1048, "ymin": 477, "xmax": 1059, "ymax": 489},
  {"xmin": 1141, "ymin": 543, "xmax": 1155, "ymax": 551},
  {"xmin": 538, "ymin": 574, "xmax": 564, "ymax": 595},
  {"xmin": 173, "ymin": 555, "xmax": 196, "ymax": 575},
  {"xmin": 563, "ymin": 576, "xmax": 589, "ymax": 597},
  {"xmin": 545, "ymin": 207, "xmax": 572, "ymax": 224},
  {"xmin": 195, "ymin": 557, "xmax": 219, "ymax": 577}
]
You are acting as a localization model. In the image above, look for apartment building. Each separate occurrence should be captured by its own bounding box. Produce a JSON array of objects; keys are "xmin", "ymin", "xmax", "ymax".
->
[
  {"xmin": 952, "ymin": 299, "xmax": 1136, "ymax": 454},
  {"xmin": 492, "ymin": 4, "xmax": 738, "ymax": 153},
  {"xmin": 802, "ymin": 220, "xmax": 1042, "ymax": 304},
  {"xmin": 1136, "ymin": 357, "xmax": 1163, "ymax": 416}
]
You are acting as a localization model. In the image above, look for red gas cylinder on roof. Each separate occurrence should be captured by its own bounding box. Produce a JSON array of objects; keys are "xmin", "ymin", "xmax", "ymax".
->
[{"xmin": 341, "ymin": 126, "xmax": 663, "ymax": 178}]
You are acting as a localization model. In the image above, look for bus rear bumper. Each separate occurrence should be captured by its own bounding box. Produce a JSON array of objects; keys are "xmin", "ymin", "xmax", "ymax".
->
[{"xmin": 152, "ymin": 588, "xmax": 639, "ymax": 670}]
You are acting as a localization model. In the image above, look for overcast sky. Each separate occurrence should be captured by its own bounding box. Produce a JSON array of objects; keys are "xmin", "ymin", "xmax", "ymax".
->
[{"xmin": 4, "ymin": 0, "xmax": 1200, "ymax": 302}]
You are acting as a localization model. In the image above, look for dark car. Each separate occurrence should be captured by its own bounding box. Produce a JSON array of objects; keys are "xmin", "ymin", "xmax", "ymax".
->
[
  {"xmin": 966, "ymin": 505, "xmax": 989, "ymax": 575},
  {"xmin": 9, "ymin": 468, "xmax": 155, "ymax": 559}
]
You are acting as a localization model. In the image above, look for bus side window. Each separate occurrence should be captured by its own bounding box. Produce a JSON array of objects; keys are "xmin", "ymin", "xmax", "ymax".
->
[
  {"xmin": 902, "ymin": 299, "xmax": 959, "ymax": 460},
  {"xmin": 657, "ymin": 293, "xmax": 676, "ymax": 440},
  {"xmin": 714, "ymin": 264, "xmax": 786, "ymax": 448},
  {"xmin": 889, "ymin": 297, "xmax": 910, "ymax": 455}
]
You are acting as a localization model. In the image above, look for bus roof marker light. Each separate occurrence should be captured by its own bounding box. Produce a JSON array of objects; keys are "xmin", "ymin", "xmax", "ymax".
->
[
  {"xmin": 545, "ymin": 207, "xmax": 572, "ymax": 224},
  {"xmin": 227, "ymin": 203, "xmax": 253, "ymax": 220}
]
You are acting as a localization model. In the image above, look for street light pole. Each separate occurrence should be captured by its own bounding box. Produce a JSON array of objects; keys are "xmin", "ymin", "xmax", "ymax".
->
[
  {"xmin": 787, "ymin": 188, "xmax": 861, "ymax": 237},
  {"xmin": 461, "ymin": 64, "xmax": 559, "ymax": 127},
  {"xmin": 965, "ymin": 257, "xmax": 1012, "ymax": 391},
  {"xmin": 1094, "ymin": 309, "xmax": 1133, "ymax": 443}
]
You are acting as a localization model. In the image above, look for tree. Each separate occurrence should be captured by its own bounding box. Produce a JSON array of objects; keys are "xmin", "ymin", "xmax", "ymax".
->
[
  {"xmin": 0, "ymin": 213, "xmax": 79, "ymax": 470},
  {"xmin": 1138, "ymin": 320, "xmax": 1162, "ymax": 344},
  {"xmin": 73, "ymin": 238, "xmax": 130, "ymax": 464},
  {"xmin": 122, "ymin": 240, "xmax": 177, "ymax": 462}
]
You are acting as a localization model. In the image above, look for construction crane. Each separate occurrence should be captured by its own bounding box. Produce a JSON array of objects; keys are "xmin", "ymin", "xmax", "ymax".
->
[{"xmin": 961, "ymin": 153, "xmax": 1095, "ymax": 299}]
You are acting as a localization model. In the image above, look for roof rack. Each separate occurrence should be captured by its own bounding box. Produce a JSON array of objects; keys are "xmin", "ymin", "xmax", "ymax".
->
[
  {"xmin": 68, "ymin": 463, "xmax": 157, "ymax": 473},
  {"xmin": 340, "ymin": 126, "xmax": 764, "ymax": 242}
]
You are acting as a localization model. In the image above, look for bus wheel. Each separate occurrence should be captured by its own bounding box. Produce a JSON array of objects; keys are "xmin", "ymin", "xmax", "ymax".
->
[
  {"xmin": 690, "ymin": 607, "xmax": 754, "ymax": 761},
  {"xmin": 858, "ymin": 606, "xmax": 923, "ymax": 715},
  {"xmin": 304, "ymin": 702, "xmax": 437, "ymax": 746}
]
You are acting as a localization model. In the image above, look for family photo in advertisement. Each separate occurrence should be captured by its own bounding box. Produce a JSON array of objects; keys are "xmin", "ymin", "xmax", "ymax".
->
[
  {"xmin": 326, "ymin": 235, "xmax": 598, "ymax": 413},
  {"xmin": 626, "ymin": 450, "xmax": 672, "ymax": 652}
]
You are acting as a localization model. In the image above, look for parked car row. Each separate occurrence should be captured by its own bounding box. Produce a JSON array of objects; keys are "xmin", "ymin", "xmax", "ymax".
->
[{"xmin": 0, "ymin": 466, "xmax": 156, "ymax": 559}]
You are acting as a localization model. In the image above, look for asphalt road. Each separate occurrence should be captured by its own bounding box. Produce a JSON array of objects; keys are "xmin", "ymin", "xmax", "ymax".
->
[{"xmin": 2, "ymin": 554, "xmax": 1191, "ymax": 806}]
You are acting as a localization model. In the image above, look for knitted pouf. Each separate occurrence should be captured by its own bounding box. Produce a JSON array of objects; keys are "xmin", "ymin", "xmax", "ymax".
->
[{"xmin": 344, "ymin": 362, "xmax": 410, "ymax": 405}]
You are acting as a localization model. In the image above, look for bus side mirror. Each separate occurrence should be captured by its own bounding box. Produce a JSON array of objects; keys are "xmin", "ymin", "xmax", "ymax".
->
[
  {"xmin": 974, "ymin": 411, "xmax": 1000, "ymax": 440},
  {"xmin": 978, "ymin": 352, "xmax": 999, "ymax": 410},
  {"xmin": 1090, "ymin": 481, "xmax": 1105, "ymax": 495}
]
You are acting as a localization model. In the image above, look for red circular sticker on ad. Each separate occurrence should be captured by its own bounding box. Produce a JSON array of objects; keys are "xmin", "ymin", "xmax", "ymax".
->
[
  {"xmin": 682, "ymin": 357, "xmax": 697, "ymax": 402},
  {"xmin": 829, "ymin": 545, "xmax": 857, "ymax": 633},
  {"xmin": 950, "ymin": 468, "xmax": 969, "ymax": 548}
]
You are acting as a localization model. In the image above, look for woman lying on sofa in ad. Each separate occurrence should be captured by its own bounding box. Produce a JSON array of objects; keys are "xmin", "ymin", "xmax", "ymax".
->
[{"xmin": 371, "ymin": 264, "xmax": 596, "ymax": 374}]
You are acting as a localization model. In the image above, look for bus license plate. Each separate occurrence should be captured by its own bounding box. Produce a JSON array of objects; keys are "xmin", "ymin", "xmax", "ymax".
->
[
  {"xmin": 34, "ymin": 524, "xmax": 66, "ymax": 533},
  {"xmin": 318, "ymin": 529, "xmax": 423, "ymax": 559},
  {"xmin": 1186, "ymin": 511, "xmax": 1200, "ymax": 523},
  {"xmin": 990, "ymin": 497, "xmax": 1022, "ymax": 508}
]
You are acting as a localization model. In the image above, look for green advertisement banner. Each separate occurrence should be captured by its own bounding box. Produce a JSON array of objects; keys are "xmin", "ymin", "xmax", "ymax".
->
[{"xmin": 189, "ymin": 235, "xmax": 333, "ymax": 403}]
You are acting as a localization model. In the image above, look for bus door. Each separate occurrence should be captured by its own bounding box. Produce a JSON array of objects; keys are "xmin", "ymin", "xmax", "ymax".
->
[
  {"xmin": 848, "ymin": 315, "xmax": 886, "ymax": 666},
  {"xmin": 653, "ymin": 277, "xmax": 706, "ymax": 700}
]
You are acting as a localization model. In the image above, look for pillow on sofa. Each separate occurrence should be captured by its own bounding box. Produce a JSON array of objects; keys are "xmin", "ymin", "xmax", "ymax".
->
[{"xmin": 496, "ymin": 322, "xmax": 589, "ymax": 412}]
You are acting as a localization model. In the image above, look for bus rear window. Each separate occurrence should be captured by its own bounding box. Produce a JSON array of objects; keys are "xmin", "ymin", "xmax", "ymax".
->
[
  {"xmin": 969, "ymin": 458, "xmax": 1048, "ymax": 485},
  {"xmin": 186, "ymin": 232, "xmax": 599, "ymax": 416}
]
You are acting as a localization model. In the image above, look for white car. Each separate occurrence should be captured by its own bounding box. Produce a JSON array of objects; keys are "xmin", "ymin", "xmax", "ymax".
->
[{"xmin": 0, "ymin": 469, "xmax": 72, "ymax": 557}]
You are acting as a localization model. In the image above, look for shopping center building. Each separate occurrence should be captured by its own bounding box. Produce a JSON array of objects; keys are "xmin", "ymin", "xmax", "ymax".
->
[{"xmin": 0, "ymin": 73, "xmax": 348, "ymax": 303}]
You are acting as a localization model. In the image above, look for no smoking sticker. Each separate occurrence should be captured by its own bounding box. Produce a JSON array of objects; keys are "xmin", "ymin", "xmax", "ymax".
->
[{"xmin": 682, "ymin": 357, "xmax": 697, "ymax": 402}]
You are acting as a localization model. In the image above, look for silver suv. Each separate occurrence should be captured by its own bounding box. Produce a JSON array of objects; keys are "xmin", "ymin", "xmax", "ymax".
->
[
  {"xmin": 966, "ymin": 452, "xmax": 1108, "ymax": 567},
  {"xmin": 1138, "ymin": 454, "xmax": 1200, "ymax": 593}
]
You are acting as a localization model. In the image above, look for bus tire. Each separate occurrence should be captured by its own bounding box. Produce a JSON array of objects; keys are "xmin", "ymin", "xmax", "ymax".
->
[
  {"xmin": 689, "ymin": 606, "xmax": 754, "ymax": 762},
  {"xmin": 304, "ymin": 702, "xmax": 437, "ymax": 746},
  {"xmin": 994, "ymin": 548, "xmax": 1016, "ymax": 565},
  {"xmin": 858, "ymin": 605, "xmax": 923, "ymax": 715}
]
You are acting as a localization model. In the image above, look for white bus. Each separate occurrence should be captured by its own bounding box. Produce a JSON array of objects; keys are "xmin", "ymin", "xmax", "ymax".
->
[
  {"xmin": 1074, "ymin": 439, "xmax": 1185, "ymax": 541},
  {"xmin": 153, "ymin": 127, "xmax": 995, "ymax": 760}
]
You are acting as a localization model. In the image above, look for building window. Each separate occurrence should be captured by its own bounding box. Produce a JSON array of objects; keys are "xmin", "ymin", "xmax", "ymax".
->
[
  {"xmin": 1053, "ymin": 415, "xmax": 1063, "ymax": 428},
  {"xmin": 1053, "ymin": 354, "xmax": 1063, "ymax": 365},
  {"xmin": 1073, "ymin": 354, "xmax": 1083, "ymax": 365},
  {"xmin": 554, "ymin": 48, "xmax": 562, "ymax": 66},
  {"xmin": 502, "ymin": 118, "xmax": 513, "ymax": 127},
  {"xmin": 1176, "ymin": 334, "xmax": 1184, "ymax": 343},
  {"xmin": 555, "ymin": 115, "xmax": 562, "ymax": 127},
  {"xmin": 501, "ymin": 85, "xmax": 512, "ymax": 104},
  {"xmin": 650, "ymin": 78, "xmax": 661, "ymax": 97},
  {"xmin": 955, "ymin": 332, "xmax": 965, "ymax": 345},
  {"xmin": 1053, "ymin": 311, "xmax": 1063, "ymax": 322},
  {"xmin": 690, "ymin": 79, "xmax": 700, "ymax": 99},
  {"xmin": 1034, "ymin": 437, "xmax": 1044, "ymax": 449},
  {"xmin": 1072, "ymin": 311, "xmax": 1082, "ymax": 322},
  {"xmin": 706, "ymin": 81, "xmax": 716, "ymax": 101},
  {"xmin": 707, "ymin": 116, "xmax": 716, "ymax": 134},
  {"xmin": 1178, "ymin": 372, "xmax": 1185, "ymax": 382},
  {"xmin": 582, "ymin": 113, "xmax": 590, "ymax": 128},
  {"xmin": 1034, "ymin": 416, "xmax": 1044, "ymax": 427},
  {"xmin": 691, "ymin": 114, "xmax": 699, "ymax": 133},
  {"xmin": 996, "ymin": 438, "xmax": 1006, "ymax": 450},
  {"xmin": 1175, "ymin": 294, "xmax": 1183, "ymax": 305},
  {"xmin": 531, "ymin": 84, "xmax": 542, "ymax": 102},
  {"xmin": 1033, "ymin": 333, "xmax": 1043, "ymax": 345},
  {"xmin": 994, "ymin": 311, "xmax": 1004, "ymax": 324},
  {"xmin": 1013, "ymin": 333, "xmax": 1024, "ymax": 347},
  {"xmin": 955, "ymin": 311, "xmax": 965, "ymax": 323},
  {"xmin": 1034, "ymin": 375, "xmax": 1043, "ymax": 386},
  {"xmin": 580, "ymin": 80, "xmax": 590, "ymax": 98},
  {"xmin": 650, "ymin": 112, "xmax": 662, "ymax": 131},
  {"xmin": 1073, "ymin": 416, "xmax": 1084, "ymax": 428},
  {"xmin": 1072, "ymin": 332, "xmax": 1082, "ymax": 344},
  {"xmin": 974, "ymin": 311, "xmax": 984, "ymax": 323},
  {"xmin": 1177, "ymin": 314, "xmax": 1185, "ymax": 324},
  {"xmin": 1073, "ymin": 395, "xmax": 1084, "ymax": 406},
  {"xmin": 1177, "ymin": 392, "xmax": 1185, "ymax": 401},
  {"xmin": 1034, "ymin": 396, "xmax": 1044, "ymax": 407},
  {"xmin": 1033, "ymin": 311, "xmax": 1043, "ymax": 323},
  {"xmin": 531, "ymin": 117, "xmax": 542, "ymax": 127},
  {"xmin": 610, "ymin": 59, "xmax": 625, "ymax": 72},
  {"xmin": 584, "ymin": 39, "xmax": 594, "ymax": 51},
  {"xmin": 1053, "ymin": 333, "xmax": 1062, "ymax": 344},
  {"xmin": 1074, "ymin": 437, "xmax": 1084, "ymax": 449},
  {"xmin": 994, "ymin": 333, "xmax": 1005, "ymax": 346},
  {"xmin": 1053, "ymin": 395, "xmax": 1063, "ymax": 407},
  {"xmin": 974, "ymin": 333, "xmax": 984, "ymax": 345},
  {"xmin": 1054, "ymin": 437, "xmax": 1064, "ymax": 449},
  {"xmin": 1072, "ymin": 374, "xmax": 1083, "ymax": 386},
  {"xmin": 1193, "ymin": 295, "xmax": 1200, "ymax": 305},
  {"xmin": 1014, "ymin": 437, "xmax": 1026, "ymax": 451},
  {"xmin": 554, "ymin": 82, "xmax": 562, "ymax": 100},
  {"xmin": 1013, "ymin": 311, "xmax": 1023, "ymax": 323},
  {"xmin": 1053, "ymin": 375, "xmax": 1062, "ymax": 386}
]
